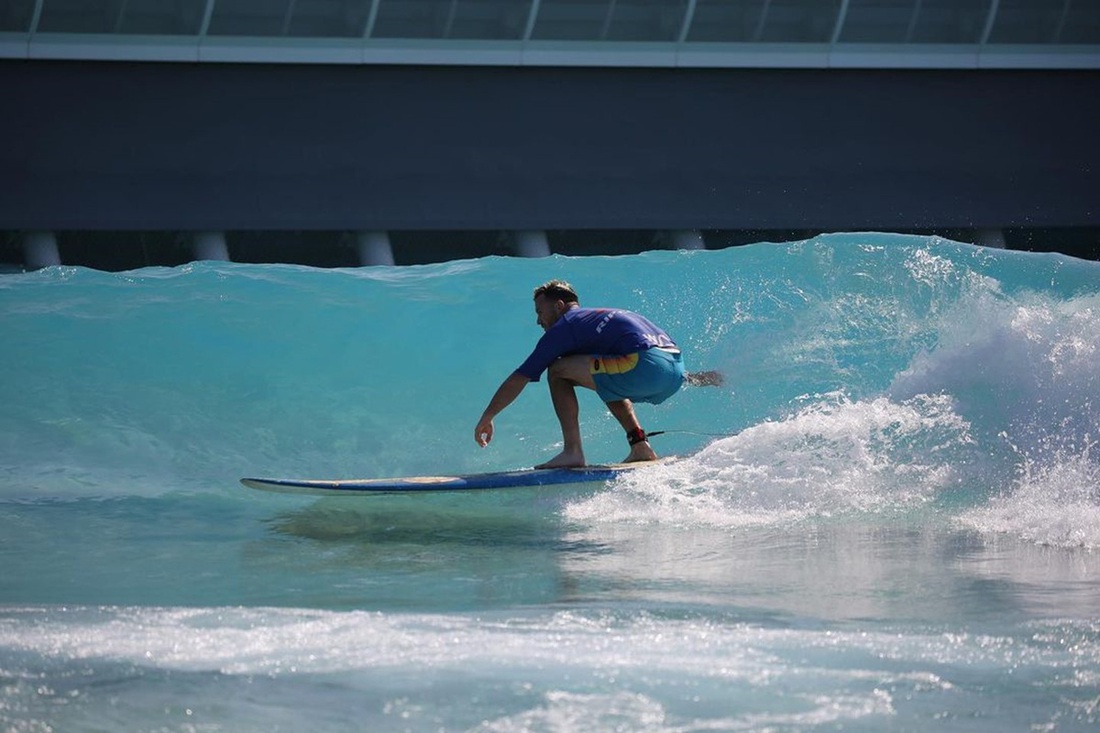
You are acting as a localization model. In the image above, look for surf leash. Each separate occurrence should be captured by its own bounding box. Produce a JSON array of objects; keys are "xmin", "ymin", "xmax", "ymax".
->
[{"xmin": 646, "ymin": 429, "xmax": 739, "ymax": 440}]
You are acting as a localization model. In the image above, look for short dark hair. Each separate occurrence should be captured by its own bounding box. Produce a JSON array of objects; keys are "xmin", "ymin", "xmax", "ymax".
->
[{"xmin": 533, "ymin": 280, "xmax": 579, "ymax": 304}]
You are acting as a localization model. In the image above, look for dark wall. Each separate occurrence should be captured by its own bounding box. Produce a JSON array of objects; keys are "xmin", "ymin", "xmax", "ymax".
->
[{"xmin": 2, "ymin": 61, "xmax": 1097, "ymax": 231}]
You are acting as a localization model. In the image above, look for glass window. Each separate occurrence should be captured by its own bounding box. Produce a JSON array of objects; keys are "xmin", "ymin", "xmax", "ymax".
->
[
  {"xmin": 1, "ymin": 0, "xmax": 37, "ymax": 32},
  {"xmin": 685, "ymin": 0, "xmax": 769, "ymax": 43},
  {"xmin": 286, "ymin": 0, "xmax": 373, "ymax": 37},
  {"xmin": 755, "ymin": 0, "xmax": 842, "ymax": 43},
  {"xmin": 38, "ymin": 0, "xmax": 127, "ymax": 33},
  {"xmin": 987, "ymin": 0, "xmax": 1067, "ymax": 44},
  {"xmin": 836, "ymin": 0, "xmax": 921, "ymax": 43},
  {"xmin": 605, "ymin": 0, "xmax": 688, "ymax": 41},
  {"xmin": 1061, "ymin": 0, "xmax": 1100, "ymax": 43},
  {"xmin": 371, "ymin": 0, "xmax": 447, "ymax": 38},
  {"xmin": 117, "ymin": 0, "xmax": 208, "ymax": 35},
  {"xmin": 449, "ymin": 0, "xmax": 532, "ymax": 39},
  {"xmin": 532, "ymin": 0, "xmax": 688, "ymax": 42},
  {"xmin": 372, "ymin": 0, "xmax": 531, "ymax": 40},
  {"xmin": 207, "ymin": 0, "xmax": 294, "ymax": 36},
  {"xmin": 529, "ymin": 0, "xmax": 616, "ymax": 40},
  {"xmin": 907, "ymin": 0, "xmax": 989, "ymax": 44}
]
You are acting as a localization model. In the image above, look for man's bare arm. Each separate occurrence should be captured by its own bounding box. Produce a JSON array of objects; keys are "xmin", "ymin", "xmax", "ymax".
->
[{"xmin": 474, "ymin": 372, "xmax": 531, "ymax": 447}]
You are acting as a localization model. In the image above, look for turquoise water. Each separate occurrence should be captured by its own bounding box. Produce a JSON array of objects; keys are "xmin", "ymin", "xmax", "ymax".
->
[{"xmin": 1, "ymin": 233, "xmax": 1098, "ymax": 731}]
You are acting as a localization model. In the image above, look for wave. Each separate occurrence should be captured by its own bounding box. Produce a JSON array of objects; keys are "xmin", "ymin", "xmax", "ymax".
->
[{"xmin": 1, "ymin": 234, "xmax": 1097, "ymax": 547}]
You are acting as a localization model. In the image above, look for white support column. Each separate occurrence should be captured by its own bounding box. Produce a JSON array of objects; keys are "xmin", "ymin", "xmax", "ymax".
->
[
  {"xmin": 677, "ymin": 0, "xmax": 698, "ymax": 43},
  {"xmin": 975, "ymin": 228, "xmax": 1006, "ymax": 249},
  {"xmin": 752, "ymin": 0, "xmax": 773, "ymax": 42},
  {"xmin": 980, "ymin": 0, "xmax": 1002, "ymax": 46},
  {"xmin": 22, "ymin": 231, "xmax": 61, "ymax": 269},
  {"xmin": 363, "ymin": 0, "xmax": 383, "ymax": 37},
  {"xmin": 831, "ymin": 0, "xmax": 852, "ymax": 44},
  {"xmin": 199, "ymin": 0, "xmax": 216, "ymax": 36},
  {"xmin": 29, "ymin": 0, "xmax": 45, "ymax": 33},
  {"xmin": 356, "ymin": 230, "xmax": 395, "ymax": 266},
  {"xmin": 512, "ymin": 230, "xmax": 551, "ymax": 258},
  {"xmin": 192, "ymin": 231, "xmax": 230, "ymax": 261},
  {"xmin": 522, "ymin": 0, "xmax": 543, "ymax": 40},
  {"xmin": 668, "ymin": 229, "xmax": 706, "ymax": 251}
]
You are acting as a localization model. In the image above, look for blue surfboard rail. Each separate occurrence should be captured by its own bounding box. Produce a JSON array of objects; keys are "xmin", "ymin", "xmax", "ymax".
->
[{"xmin": 240, "ymin": 461, "xmax": 661, "ymax": 496}]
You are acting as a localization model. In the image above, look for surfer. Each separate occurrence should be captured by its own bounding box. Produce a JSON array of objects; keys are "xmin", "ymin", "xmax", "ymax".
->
[{"xmin": 474, "ymin": 280, "xmax": 721, "ymax": 468}]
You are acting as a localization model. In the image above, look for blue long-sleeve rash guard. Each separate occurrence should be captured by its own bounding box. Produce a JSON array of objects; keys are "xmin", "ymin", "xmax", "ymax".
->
[{"xmin": 515, "ymin": 307, "xmax": 677, "ymax": 382}]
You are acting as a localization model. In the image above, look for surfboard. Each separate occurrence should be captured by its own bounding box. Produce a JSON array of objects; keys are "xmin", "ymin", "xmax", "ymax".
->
[{"xmin": 240, "ymin": 460, "xmax": 661, "ymax": 496}]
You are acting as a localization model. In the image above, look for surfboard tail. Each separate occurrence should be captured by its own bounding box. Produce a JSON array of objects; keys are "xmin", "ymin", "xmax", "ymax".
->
[{"xmin": 685, "ymin": 370, "xmax": 724, "ymax": 387}]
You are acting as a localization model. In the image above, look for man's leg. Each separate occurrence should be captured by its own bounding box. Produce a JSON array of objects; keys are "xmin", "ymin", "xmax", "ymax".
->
[
  {"xmin": 606, "ymin": 399, "xmax": 659, "ymax": 463},
  {"xmin": 536, "ymin": 355, "xmax": 597, "ymax": 469}
]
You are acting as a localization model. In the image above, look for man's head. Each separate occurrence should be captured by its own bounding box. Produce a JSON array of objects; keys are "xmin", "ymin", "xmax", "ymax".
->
[{"xmin": 533, "ymin": 280, "xmax": 579, "ymax": 331}]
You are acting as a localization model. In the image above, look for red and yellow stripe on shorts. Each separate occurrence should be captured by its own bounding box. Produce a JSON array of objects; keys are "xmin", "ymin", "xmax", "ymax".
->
[{"xmin": 589, "ymin": 353, "xmax": 639, "ymax": 375}]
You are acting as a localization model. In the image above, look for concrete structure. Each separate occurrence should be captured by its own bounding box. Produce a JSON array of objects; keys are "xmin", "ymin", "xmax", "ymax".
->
[{"xmin": 2, "ymin": 1, "xmax": 1098, "ymax": 268}]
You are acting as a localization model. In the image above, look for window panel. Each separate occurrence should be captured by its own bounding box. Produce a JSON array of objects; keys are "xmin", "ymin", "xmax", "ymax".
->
[
  {"xmin": 207, "ymin": 0, "xmax": 294, "ymax": 36},
  {"xmin": 531, "ymin": 0, "xmax": 686, "ymax": 42},
  {"xmin": 286, "ymin": 0, "xmax": 373, "ymax": 37},
  {"xmin": 117, "ymin": 0, "xmax": 208, "ymax": 35},
  {"xmin": 370, "ymin": 0, "xmax": 446, "ymax": 38},
  {"xmin": 907, "ymin": 0, "xmax": 990, "ymax": 44},
  {"xmin": 1, "ymin": 0, "xmax": 37, "ymax": 32},
  {"xmin": 372, "ymin": 0, "xmax": 531, "ymax": 39},
  {"xmin": 38, "ymin": 0, "xmax": 127, "ymax": 33},
  {"xmin": 837, "ymin": 0, "xmax": 921, "ymax": 43},
  {"xmin": 987, "ymin": 0, "xmax": 1069, "ymax": 44},
  {"xmin": 1061, "ymin": 0, "xmax": 1100, "ymax": 43},
  {"xmin": 448, "ymin": 0, "xmax": 532, "ymax": 39},
  {"xmin": 685, "ymin": 0, "xmax": 769, "ymax": 42},
  {"xmin": 530, "ymin": 0, "xmax": 615, "ymax": 40},
  {"xmin": 604, "ymin": 0, "xmax": 688, "ymax": 41},
  {"xmin": 756, "ymin": 0, "xmax": 842, "ymax": 43}
]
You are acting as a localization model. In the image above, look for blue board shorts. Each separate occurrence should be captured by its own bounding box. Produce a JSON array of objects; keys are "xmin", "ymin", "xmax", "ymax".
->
[{"xmin": 590, "ymin": 347, "xmax": 685, "ymax": 404}]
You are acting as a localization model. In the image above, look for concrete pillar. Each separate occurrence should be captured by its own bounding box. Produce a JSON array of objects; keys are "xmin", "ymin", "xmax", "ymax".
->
[
  {"xmin": 668, "ymin": 229, "xmax": 706, "ymax": 251},
  {"xmin": 192, "ymin": 231, "xmax": 230, "ymax": 261},
  {"xmin": 975, "ymin": 228, "xmax": 1006, "ymax": 249},
  {"xmin": 356, "ymin": 231, "xmax": 395, "ymax": 266},
  {"xmin": 512, "ymin": 230, "xmax": 551, "ymax": 258},
  {"xmin": 22, "ymin": 231, "xmax": 61, "ymax": 269}
]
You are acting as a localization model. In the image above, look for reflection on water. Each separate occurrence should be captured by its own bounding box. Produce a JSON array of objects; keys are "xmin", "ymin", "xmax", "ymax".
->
[
  {"xmin": 258, "ymin": 496, "xmax": 1100, "ymax": 622},
  {"xmin": 560, "ymin": 518, "xmax": 1100, "ymax": 623}
]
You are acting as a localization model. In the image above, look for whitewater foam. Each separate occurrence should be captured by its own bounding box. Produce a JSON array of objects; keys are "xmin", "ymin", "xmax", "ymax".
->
[
  {"xmin": 568, "ymin": 393, "xmax": 973, "ymax": 527},
  {"xmin": 888, "ymin": 286, "xmax": 1100, "ymax": 548},
  {"xmin": 960, "ymin": 449, "xmax": 1100, "ymax": 549}
]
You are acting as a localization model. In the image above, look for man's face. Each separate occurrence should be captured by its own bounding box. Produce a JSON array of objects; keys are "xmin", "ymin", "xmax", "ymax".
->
[{"xmin": 534, "ymin": 294, "xmax": 565, "ymax": 331}]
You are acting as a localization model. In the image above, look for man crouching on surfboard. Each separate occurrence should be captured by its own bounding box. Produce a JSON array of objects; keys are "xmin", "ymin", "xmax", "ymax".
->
[{"xmin": 474, "ymin": 279, "xmax": 720, "ymax": 469}]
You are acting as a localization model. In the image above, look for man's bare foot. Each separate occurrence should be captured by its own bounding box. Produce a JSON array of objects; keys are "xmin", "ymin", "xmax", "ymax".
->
[
  {"xmin": 535, "ymin": 449, "xmax": 586, "ymax": 469},
  {"xmin": 623, "ymin": 441, "xmax": 658, "ymax": 463}
]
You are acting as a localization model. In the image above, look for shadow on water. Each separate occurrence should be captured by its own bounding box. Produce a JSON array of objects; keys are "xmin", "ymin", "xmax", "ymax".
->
[
  {"xmin": 263, "ymin": 481, "xmax": 613, "ymax": 541},
  {"xmin": 243, "ymin": 489, "xmax": 616, "ymax": 611},
  {"xmin": 265, "ymin": 493, "xmax": 608, "ymax": 553}
]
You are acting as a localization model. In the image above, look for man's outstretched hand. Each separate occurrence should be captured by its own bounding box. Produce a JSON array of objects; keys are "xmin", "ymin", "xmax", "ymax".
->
[{"xmin": 474, "ymin": 416, "xmax": 494, "ymax": 447}]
